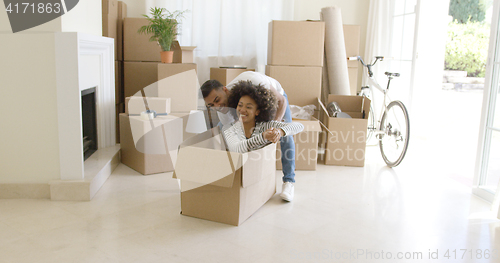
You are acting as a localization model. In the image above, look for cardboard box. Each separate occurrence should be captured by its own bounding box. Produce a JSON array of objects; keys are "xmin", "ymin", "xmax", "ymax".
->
[
  {"xmin": 115, "ymin": 61, "xmax": 123, "ymax": 104},
  {"xmin": 123, "ymin": 62, "xmax": 161, "ymax": 98},
  {"xmin": 125, "ymin": 97, "xmax": 171, "ymax": 115},
  {"xmin": 174, "ymin": 128, "xmax": 277, "ymax": 226},
  {"xmin": 171, "ymin": 41, "xmax": 196, "ymax": 63},
  {"xmin": 348, "ymin": 66, "xmax": 359, "ymax": 96},
  {"xmin": 344, "ymin": 25, "xmax": 360, "ymax": 68},
  {"xmin": 102, "ymin": 0, "xmax": 118, "ymax": 60},
  {"xmin": 116, "ymin": 103, "xmax": 124, "ymax": 143},
  {"xmin": 158, "ymin": 63, "xmax": 198, "ymax": 112},
  {"xmin": 265, "ymin": 65, "xmax": 322, "ymax": 108},
  {"xmin": 117, "ymin": 1, "xmax": 127, "ymax": 61},
  {"xmin": 119, "ymin": 113, "xmax": 183, "ymax": 175},
  {"xmin": 210, "ymin": 68, "xmax": 256, "ymax": 86},
  {"xmin": 268, "ymin": 20, "xmax": 325, "ymax": 67},
  {"xmin": 276, "ymin": 118, "xmax": 322, "ymax": 170},
  {"xmin": 322, "ymin": 95, "xmax": 370, "ymax": 167},
  {"xmin": 169, "ymin": 111, "xmax": 212, "ymax": 142},
  {"xmin": 123, "ymin": 18, "xmax": 163, "ymax": 62}
]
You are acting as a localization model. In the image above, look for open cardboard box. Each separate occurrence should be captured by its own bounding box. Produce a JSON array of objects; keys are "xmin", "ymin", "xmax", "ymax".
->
[
  {"xmin": 276, "ymin": 118, "xmax": 322, "ymax": 170},
  {"xmin": 173, "ymin": 127, "xmax": 277, "ymax": 226},
  {"xmin": 319, "ymin": 95, "xmax": 370, "ymax": 167},
  {"xmin": 119, "ymin": 113, "xmax": 183, "ymax": 175},
  {"xmin": 171, "ymin": 41, "xmax": 196, "ymax": 63}
]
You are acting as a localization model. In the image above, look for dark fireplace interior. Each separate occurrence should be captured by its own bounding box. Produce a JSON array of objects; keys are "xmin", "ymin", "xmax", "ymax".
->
[{"xmin": 82, "ymin": 88, "xmax": 97, "ymax": 161}]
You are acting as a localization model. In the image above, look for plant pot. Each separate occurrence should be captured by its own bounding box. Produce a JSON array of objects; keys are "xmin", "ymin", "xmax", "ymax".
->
[{"xmin": 160, "ymin": 51, "xmax": 174, "ymax": 63}]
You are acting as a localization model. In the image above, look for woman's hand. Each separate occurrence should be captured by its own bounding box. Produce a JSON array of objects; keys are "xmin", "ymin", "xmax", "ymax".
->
[{"xmin": 263, "ymin": 128, "xmax": 284, "ymax": 143}]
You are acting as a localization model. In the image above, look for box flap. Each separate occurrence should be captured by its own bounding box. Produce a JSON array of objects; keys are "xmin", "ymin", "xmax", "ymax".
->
[
  {"xmin": 327, "ymin": 95, "xmax": 358, "ymax": 112},
  {"xmin": 174, "ymin": 146, "xmax": 241, "ymax": 188},
  {"xmin": 174, "ymin": 127, "xmax": 245, "ymax": 189},
  {"xmin": 327, "ymin": 95, "xmax": 370, "ymax": 120},
  {"xmin": 180, "ymin": 46, "xmax": 196, "ymax": 51},
  {"xmin": 318, "ymin": 98, "xmax": 329, "ymax": 116},
  {"xmin": 241, "ymin": 144, "xmax": 276, "ymax": 188},
  {"xmin": 291, "ymin": 118, "xmax": 322, "ymax": 132}
]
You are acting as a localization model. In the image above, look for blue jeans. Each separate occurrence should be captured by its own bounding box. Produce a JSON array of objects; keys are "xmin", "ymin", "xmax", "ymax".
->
[{"xmin": 281, "ymin": 93, "xmax": 295, "ymax": 183}]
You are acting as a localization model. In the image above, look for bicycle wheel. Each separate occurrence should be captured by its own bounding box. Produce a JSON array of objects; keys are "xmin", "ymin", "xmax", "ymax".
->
[{"xmin": 378, "ymin": 100, "xmax": 410, "ymax": 167}]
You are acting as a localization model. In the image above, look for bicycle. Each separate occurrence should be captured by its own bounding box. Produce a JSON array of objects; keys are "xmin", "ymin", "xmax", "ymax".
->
[{"xmin": 348, "ymin": 56, "xmax": 410, "ymax": 167}]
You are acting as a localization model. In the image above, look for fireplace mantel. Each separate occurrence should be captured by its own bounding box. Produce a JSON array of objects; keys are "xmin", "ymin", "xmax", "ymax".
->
[{"xmin": 50, "ymin": 32, "xmax": 119, "ymax": 200}]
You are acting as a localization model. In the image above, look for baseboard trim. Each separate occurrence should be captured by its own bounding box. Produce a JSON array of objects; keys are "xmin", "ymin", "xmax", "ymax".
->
[{"xmin": 0, "ymin": 183, "xmax": 51, "ymax": 199}]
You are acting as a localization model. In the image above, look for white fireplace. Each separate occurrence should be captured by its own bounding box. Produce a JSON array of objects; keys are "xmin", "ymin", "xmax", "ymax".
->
[{"xmin": 49, "ymin": 32, "xmax": 120, "ymax": 201}]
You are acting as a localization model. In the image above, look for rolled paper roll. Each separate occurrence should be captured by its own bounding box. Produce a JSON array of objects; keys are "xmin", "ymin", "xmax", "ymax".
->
[{"xmin": 321, "ymin": 6, "xmax": 351, "ymax": 95}]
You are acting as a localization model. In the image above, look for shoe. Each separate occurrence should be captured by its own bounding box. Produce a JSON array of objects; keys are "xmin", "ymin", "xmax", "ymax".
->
[{"xmin": 280, "ymin": 182, "xmax": 294, "ymax": 202}]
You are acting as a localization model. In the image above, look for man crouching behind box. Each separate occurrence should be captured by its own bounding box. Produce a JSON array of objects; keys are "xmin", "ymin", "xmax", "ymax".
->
[{"xmin": 201, "ymin": 73, "xmax": 303, "ymax": 201}]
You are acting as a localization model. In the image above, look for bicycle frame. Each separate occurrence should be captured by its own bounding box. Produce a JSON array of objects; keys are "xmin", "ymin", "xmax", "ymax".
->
[{"xmin": 355, "ymin": 57, "xmax": 393, "ymax": 138}]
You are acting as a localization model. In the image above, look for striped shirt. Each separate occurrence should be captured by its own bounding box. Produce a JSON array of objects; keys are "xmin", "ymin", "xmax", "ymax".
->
[{"xmin": 222, "ymin": 121, "xmax": 304, "ymax": 153}]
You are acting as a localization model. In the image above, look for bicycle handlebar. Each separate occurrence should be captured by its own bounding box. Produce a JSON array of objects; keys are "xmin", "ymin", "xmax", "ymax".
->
[{"xmin": 347, "ymin": 56, "xmax": 385, "ymax": 77}]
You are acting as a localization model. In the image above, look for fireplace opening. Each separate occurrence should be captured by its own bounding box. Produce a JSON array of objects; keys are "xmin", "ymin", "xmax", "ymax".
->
[{"xmin": 82, "ymin": 87, "xmax": 98, "ymax": 161}]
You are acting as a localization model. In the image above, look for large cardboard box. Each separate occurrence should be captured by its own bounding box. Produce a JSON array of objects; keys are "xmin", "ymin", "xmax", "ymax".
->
[
  {"xmin": 119, "ymin": 113, "xmax": 183, "ymax": 175},
  {"xmin": 158, "ymin": 63, "xmax": 198, "ymax": 112},
  {"xmin": 115, "ymin": 61, "xmax": 123, "ymax": 104},
  {"xmin": 117, "ymin": 1, "xmax": 127, "ymax": 61},
  {"xmin": 344, "ymin": 25, "xmax": 360, "ymax": 68},
  {"xmin": 123, "ymin": 18, "xmax": 162, "ymax": 62},
  {"xmin": 348, "ymin": 67, "xmax": 359, "ymax": 96},
  {"xmin": 174, "ymin": 128, "xmax": 277, "ymax": 226},
  {"xmin": 171, "ymin": 41, "xmax": 196, "ymax": 63},
  {"xmin": 102, "ymin": 0, "xmax": 118, "ymax": 60},
  {"xmin": 322, "ymin": 95, "xmax": 370, "ymax": 167},
  {"xmin": 210, "ymin": 68, "xmax": 255, "ymax": 86},
  {"xmin": 124, "ymin": 62, "xmax": 160, "ymax": 98},
  {"xmin": 276, "ymin": 118, "xmax": 322, "ymax": 170},
  {"xmin": 268, "ymin": 20, "xmax": 325, "ymax": 67},
  {"xmin": 116, "ymin": 103, "xmax": 124, "ymax": 143},
  {"xmin": 265, "ymin": 65, "xmax": 322, "ymax": 108},
  {"xmin": 125, "ymin": 97, "xmax": 171, "ymax": 115},
  {"xmin": 124, "ymin": 62, "xmax": 198, "ymax": 112}
]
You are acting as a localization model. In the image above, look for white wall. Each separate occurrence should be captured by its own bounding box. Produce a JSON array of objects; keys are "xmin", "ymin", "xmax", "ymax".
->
[
  {"xmin": 62, "ymin": 0, "xmax": 102, "ymax": 36},
  {"xmin": 0, "ymin": 33, "xmax": 61, "ymax": 184},
  {"xmin": 0, "ymin": 0, "xmax": 101, "ymax": 35},
  {"xmin": 0, "ymin": 4, "xmax": 62, "ymax": 33}
]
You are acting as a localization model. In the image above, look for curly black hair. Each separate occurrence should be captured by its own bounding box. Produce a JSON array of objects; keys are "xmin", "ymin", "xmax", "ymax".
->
[{"xmin": 227, "ymin": 80, "xmax": 277, "ymax": 122}]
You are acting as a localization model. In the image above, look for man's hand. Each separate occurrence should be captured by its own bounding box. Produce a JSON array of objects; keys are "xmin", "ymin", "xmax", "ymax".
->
[{"xmin": 263, "ymin": 128, "xmax": 284, "ymax": 143}]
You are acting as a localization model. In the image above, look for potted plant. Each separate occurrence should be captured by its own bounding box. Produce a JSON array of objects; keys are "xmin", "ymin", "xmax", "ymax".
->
[{"xmin": 138, "ymin": 7, "xmax": 186, "ymax": 63}]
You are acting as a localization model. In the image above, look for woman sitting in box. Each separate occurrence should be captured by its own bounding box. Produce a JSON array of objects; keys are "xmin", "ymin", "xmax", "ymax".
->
[{"xmin": 222, "ymin": 80, "xmax": 304, "ymax": 153}]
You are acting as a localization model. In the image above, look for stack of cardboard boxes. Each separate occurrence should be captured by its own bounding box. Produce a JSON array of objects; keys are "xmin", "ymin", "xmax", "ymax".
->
[
  {"xmin": 266, "ymin": 20, "xmax": 325, "ymax": 170},
  {"xmin": 266, "ymin": 21, "xmax": 368, "ymax": 168},
  {"xmin": 102, "ymin": 0, "xmax": 127, "ymax": 142},
  {"xmin": 117, "ymin": 16, "xmax": 199, "ymax": 175},
  {"xmin": 344, "ymin": 25, "xmax": 361, "ymax": 96}
]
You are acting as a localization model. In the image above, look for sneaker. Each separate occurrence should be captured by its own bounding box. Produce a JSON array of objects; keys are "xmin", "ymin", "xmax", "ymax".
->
[{"xmin": 280, "ymin": 182, "xmax": 294, "ymax": 202}]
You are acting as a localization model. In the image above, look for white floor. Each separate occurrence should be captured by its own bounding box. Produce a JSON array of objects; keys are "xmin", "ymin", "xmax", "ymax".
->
[{"xmin": 1, "ymin": 142, "xmax": 499, "ymax": 263}]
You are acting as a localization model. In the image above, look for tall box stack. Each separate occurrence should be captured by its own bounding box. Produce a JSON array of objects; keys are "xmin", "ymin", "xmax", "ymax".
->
[
  {"xmin": 266, "ymin": 20, "xmax": 325, "ymax": 170},
  {"xmin": 343, "ymin": 25, "xmax": 361, "ymax": 95},
  {"xmin": 121, "ymin": 17, "xmax": 200, "ymax": 173},
  {"xmin": 103, "ymin": 0, "xmax": 127, "ymax": 142}
]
